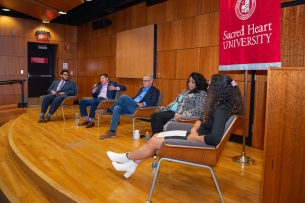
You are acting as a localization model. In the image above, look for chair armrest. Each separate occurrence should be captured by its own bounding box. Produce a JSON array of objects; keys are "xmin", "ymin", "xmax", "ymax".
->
[
  {"xmin": 176, "ymin": 116, "xmax": 199, "ymax": 124},
  {"xmin": 177, "ymin": 116, "xmax": 199, "ymax": 121},
  {"xmin": 81, "ymin": 97, "xmax": 93, "ymax": 100},
  {"xmin": 96, "ymin": 100, "xmax": 116, "ymax": 109},
  {"xmin": 132, "ymin": 106, "xmax": 159, "ymax": 118},
  {"xmin": 61, "ymin": 96, "xmax": 77, "ymax": 105}
]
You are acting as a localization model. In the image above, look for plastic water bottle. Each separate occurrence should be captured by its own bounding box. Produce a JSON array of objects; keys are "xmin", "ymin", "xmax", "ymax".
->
[
  {"xmin": 145, "ymin": 132, "xmax": 150, "ymax": 141},
  {"xmin": 152, "ymin": 156, "xmax": 158, "ymax": 176},
  {"xmin": 75, "ymin": 113, "xmax": 79, "ymax": 124}
]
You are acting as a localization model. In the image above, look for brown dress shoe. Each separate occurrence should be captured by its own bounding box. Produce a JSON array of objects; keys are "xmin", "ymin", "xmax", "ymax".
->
[
  {"xmin": 95, "ymin": 109, "xmax": 112, "ymax": 115},
  {"xmin": 38, "ymin": 116, "xmax": 45, "ymax": 123},
  {"xmin": 78, "ymin": 120, "xmax": 90, "ymax": 126},
  {"xmin": 85, "ymin": 122, "xmax": 95, "ymax": 128},
  {"xmin": 100, "ymin": 130, "xmax": 117, "ymax": 139},
  {"xmin": 42, "ymin": 115, "xmax": 51, "ymax": 123}
]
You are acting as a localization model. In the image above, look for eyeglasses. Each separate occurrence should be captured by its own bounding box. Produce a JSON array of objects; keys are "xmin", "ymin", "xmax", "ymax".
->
[
  {"xmin": 143, "ymin": 80, "xmax": 151, "ymax": 83},
  {"xmin": 63, "ymin": 74, "xmax": 69, "ymax": 76},
  {"xmin": 188, "ymin": 81, "xmax": 195, "ymax": 84}
]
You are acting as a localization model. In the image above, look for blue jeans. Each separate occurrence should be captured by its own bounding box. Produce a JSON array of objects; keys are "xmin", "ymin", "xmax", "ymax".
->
[
  {"xmin": 109, "ymin": 94, "xmax": 138, "ymax": 131},
  {"xmin": 79, "ymin": 97, "xmax": 106, "ymax": 118}
]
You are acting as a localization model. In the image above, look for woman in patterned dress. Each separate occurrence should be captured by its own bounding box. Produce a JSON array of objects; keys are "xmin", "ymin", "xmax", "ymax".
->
[{"xmin": 150, "ymin": 72, "xmax": 208, "ymax": 134}]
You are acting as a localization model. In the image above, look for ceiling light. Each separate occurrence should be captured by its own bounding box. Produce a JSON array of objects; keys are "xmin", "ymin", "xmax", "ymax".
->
[
  {"xmin": 58, "ymin": 11, "xmax": 67, "ymax": 14},
  {"xmin": 42, "ymin": 21, "xmax": 50, "ymax": 23},
  {"xmin": 2, "ymin": 8, "xmax": 10, "ymax": 11},
  {"xmin": 85, "ymin": 0, "xmax": 93, "ymax": 1}
]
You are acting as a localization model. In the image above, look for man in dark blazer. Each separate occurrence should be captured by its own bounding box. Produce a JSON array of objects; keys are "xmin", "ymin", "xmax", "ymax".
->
[
  {"xmin": 78, "ymin": 73, "xmax": 127, "ymax": 128},
  {"xmin": 38, "ymin": 69, "xmax": 77, "ymax": 123},
  {"xmin": 98, "ymin": 74, "xmax": 160, "ymax": 139}
]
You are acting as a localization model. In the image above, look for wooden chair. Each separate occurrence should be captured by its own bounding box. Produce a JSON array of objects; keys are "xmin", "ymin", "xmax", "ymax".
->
[
  {"xmin": 121, "ymin": 93, "xmax": 164, "ymax": 138},
  {"xmin": 176, "ymin": 116, "xmax": 200, "ymax": 124},
  {"xmin": 146, "ymin": 115, "xmax": 237, "ymax": 203},
  {"xmin": 40, "ymin": 87, "xmax": 78, "ymax": 121},
  {"xmin": 82, "ymin": 90, "xmax": 122, "ymax": 109}
]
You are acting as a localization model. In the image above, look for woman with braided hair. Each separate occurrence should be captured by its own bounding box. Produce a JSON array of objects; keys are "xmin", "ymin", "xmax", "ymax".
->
[{"xmin": 106, "ymin": 74, "xmax": 244, "ymax": 178}]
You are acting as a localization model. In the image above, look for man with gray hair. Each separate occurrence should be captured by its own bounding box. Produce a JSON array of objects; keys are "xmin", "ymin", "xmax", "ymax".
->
[{"xmin": 97, "ymin": 74, "xmax": 160, "ymax": 139}]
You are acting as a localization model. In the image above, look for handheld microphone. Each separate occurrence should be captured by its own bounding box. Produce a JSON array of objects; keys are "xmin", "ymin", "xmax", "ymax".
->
[{"xmin": 92, "ymin": 82, "xmax": 101, "ymax": 89}]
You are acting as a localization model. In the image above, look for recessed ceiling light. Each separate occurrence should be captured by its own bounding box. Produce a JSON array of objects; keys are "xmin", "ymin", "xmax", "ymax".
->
[
  {"xmin": 2, "ymin": 8, "xmax": 10, "ymax": 11},
  {"xmin": 42, "ymin": 21, "xmax": 50, "ymax": 23},
  {"xmin": 58, "ymin": 11, "xmax": 67, "ymax": 14}
]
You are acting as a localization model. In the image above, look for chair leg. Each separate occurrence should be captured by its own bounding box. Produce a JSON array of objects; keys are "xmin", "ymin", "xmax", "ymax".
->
[
  {"xmin": 62, "ymin": 105, "xmax": 65, "ymax": 121},
  {"xmin": 132, "ymin": 118, "xmax": 136, "ymax": 140},
  {"xmin": 71, "ymin": 105, "xmax": 75, "ymax": 115},
  {"xmin": 146, "ymin": 157, "xmax": 225, "ymax": 203},
  {"xmin": 146, "ymin": 158, "xmax": 164, "ymax": 203},
  {"xmin": 208, "ymin": 166, "xmax": 225, "ymax": 203},
  {"xmin": 139, "ymin": 120, "xmax": 142, "ymax": 131},
  {"xmin": 98, "ymin": 115, "xmax": 100, "ymax": 127}
]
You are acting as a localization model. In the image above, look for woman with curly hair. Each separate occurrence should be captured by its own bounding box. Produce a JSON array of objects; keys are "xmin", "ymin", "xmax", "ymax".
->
[
  {"xmin": 150, "ymin": 72, "xmax": 208, "ymax": 134},
  {"xmin": 106, "ymin": 74, "xmax": 244, "ymax": 178}
]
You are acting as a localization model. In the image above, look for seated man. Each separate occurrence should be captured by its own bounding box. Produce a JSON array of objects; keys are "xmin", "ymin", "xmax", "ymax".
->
[
  {"xmin": 38, "ymin": 69, "xmax": 77, "ymax": 123},
  {"xmin": 98, "ymin": 74, "xmax": 160, "ymax": 139},
  {"xmin": 78, "ymin": 73, "xmax": 126, "ymax": 128}
]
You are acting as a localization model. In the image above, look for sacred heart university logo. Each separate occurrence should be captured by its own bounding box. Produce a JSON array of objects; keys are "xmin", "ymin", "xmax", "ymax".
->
[{"xmin": 235, "ymin": 0, "xmax": 256, "ymax": 20}]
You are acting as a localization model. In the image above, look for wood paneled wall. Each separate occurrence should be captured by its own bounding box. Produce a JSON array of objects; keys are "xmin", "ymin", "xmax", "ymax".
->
[
  {"xmin": 1, "ymin": 0, "xmax": 305, "ymax": 149},
  {"xmin": 77, "ymin": 0, "xmax": 250, "ymax": 141},
  {"xmin": 0, "ymin": 16, "xmax": 77, "ymax": 105},
  {"xmin": 261, "ymin": 67, "xmax": 305, "ymax": 203},
  {"xmin": 77, "ymin": 0, "xmax": 221, "ymax": 100},
  {"xmin": 76, "ymin": 1, "xmax": 305, "ymax": 149}
]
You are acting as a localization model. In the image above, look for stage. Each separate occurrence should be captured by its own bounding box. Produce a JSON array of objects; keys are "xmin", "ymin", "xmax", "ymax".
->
[{"xmin": 0, "ymin": 106, "xmax": 263, "ymax": 202}]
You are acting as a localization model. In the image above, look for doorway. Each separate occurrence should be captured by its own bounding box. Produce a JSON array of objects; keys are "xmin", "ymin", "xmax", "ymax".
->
[{"xmin": 27, "ymin": 42, "xmax": 57, "ymax": 105}]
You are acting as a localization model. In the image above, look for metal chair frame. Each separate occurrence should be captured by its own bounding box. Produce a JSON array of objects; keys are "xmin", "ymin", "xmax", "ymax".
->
[{"xmin": 146, "ymin": 115, "xmax": 237, "ymax": 203}]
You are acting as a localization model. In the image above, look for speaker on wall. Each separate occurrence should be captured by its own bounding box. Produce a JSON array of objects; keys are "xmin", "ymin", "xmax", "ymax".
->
[
  {"xmin": 92, "ymin": 19, "xmax": 112, "ymax": 30},
  {"xmin": 145, "ymin": 0, "xmax": 168, "ymax": 7}
]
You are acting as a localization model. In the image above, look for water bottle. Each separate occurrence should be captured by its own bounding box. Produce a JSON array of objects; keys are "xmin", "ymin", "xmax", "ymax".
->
[
  {"xmin": 152, "ymin": 156, "xmax": 158, "ymax": 176},
  {"xmin": 145, "ymin": 132, "xmax": 150, "ymax": 141},
  {"xmin": 75, "ymin": 113, "xmax": 79, "ymax": 124}
]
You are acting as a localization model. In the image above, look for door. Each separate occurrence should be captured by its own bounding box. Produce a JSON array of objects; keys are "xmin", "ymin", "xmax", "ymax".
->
[{"xmin": 28, "ymin": 42, "xmax": 57, "ymax": 97}]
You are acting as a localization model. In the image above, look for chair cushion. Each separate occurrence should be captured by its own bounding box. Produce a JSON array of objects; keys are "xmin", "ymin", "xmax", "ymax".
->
[
  {"xmin": 165, "ymin": 122, "xmax": 193, "ymax": 131},
  {"xmin": 164, "ymin": 139, "xmax": 215, "ymax": 148},
  {"xmin": 178, "ymin": 116, "xmax": 200, "ymax": 120}
]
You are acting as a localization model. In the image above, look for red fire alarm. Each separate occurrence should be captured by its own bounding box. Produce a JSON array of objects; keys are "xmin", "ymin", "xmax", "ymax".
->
[{"xmin": 64, "ymin": 45, "xmax": 69, "ymax": 50}]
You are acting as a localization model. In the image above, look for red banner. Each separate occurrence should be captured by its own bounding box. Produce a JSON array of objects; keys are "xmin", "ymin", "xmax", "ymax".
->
[
  {"xmin": 219, "ymin": 0, "xmax": 281, "ymax": 70},
  {"xmin": 30, "ymin": 57, "xmax": 49, "ymax": 64}
]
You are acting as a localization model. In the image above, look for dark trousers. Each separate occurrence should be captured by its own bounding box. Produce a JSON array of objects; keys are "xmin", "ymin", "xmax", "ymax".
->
[
  {"xmin": 79, "ymin": 97, "xmax": 106, "ymax": 118},
  {"xmin": 150, "ymin": 110, "xmax": 175, "ymax": 134},
  {"xmin": 41, "ymin": 94, "xmax": 65, "ymax": 115}
]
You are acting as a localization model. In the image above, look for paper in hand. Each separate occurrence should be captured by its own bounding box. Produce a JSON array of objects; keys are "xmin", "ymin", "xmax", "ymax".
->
[{"xmin": 156, "ymin": 130, "xmax": 187, "ymax": 138}]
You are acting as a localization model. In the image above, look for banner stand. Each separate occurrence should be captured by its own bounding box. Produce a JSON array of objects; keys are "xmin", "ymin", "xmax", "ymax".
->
[{"xmin": 232, "ymin": 70, "xmax": 255, "ymax": 164}]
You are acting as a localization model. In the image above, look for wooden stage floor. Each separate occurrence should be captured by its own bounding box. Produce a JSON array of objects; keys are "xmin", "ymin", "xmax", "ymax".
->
[{"xmin": 4, "ymin": 106, "xmax": 263, "ymax": 202}]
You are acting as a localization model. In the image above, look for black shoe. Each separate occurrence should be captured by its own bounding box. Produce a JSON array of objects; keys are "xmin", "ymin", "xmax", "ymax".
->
[
  {"xmin": 85, "ymin": 122, "xmax": 95, "ymax": 128},
  {"xmin": 78, "ymin": 120, "xmax": 90, "ymax": 126},
  {"xmin": 42, "ymin": 115, "xmax": 51, "ymax": 123},
  {"xmin": 38, "ymin": 116, "xmax": 45, "ymax": 123}
]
